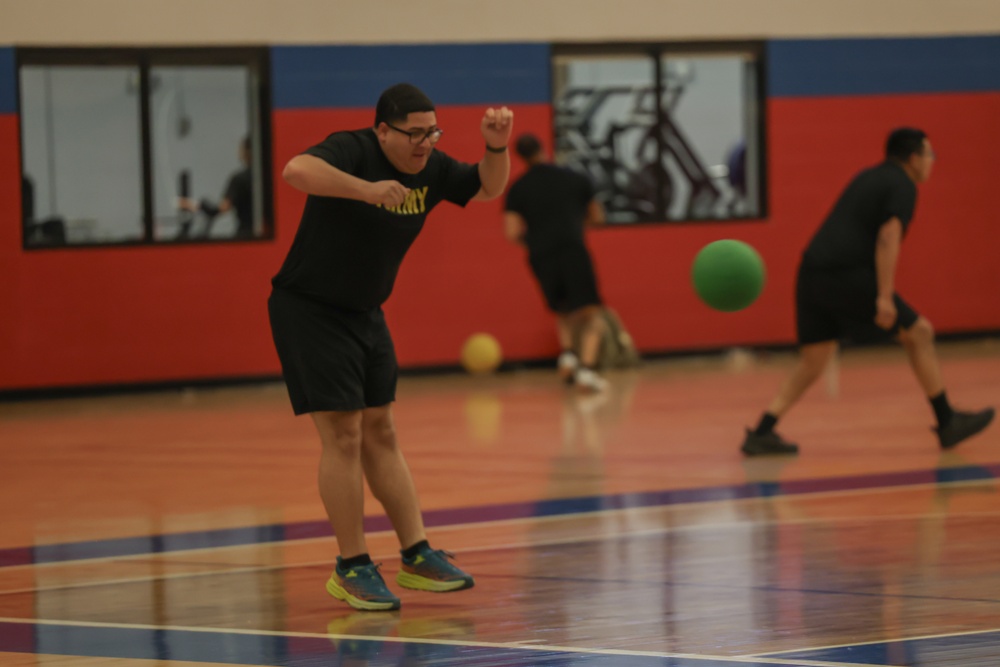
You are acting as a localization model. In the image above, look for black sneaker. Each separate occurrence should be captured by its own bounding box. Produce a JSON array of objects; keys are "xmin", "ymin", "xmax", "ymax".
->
[
  {"xmin": 741, "ymin": 429, "xmax": 799, "ymax": 456},
  {"xmin": 935, "ymin": 407, "xmax": 995, "ymax": 449}
]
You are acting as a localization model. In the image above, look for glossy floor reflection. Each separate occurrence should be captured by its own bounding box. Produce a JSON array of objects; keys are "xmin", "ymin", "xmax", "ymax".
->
[{"xmin": 2, "ymin": 340, "xmax": 1000, "ymax": 666}]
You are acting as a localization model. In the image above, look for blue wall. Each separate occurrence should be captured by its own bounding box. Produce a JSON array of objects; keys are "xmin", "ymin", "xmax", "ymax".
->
[
  {"xmin": 0, "ymin": 48, "xmax": 15, "ymax": 114},
  {"xmin": 769, "ymin": 35, "xmax": 1000, "ymax": 97},
  {"xmin": 271, "ymin": 43, "xmax": 550, "ymax": 109}
]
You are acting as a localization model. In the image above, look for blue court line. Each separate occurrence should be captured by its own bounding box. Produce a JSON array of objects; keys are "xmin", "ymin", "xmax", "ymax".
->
[
  {"xmin": 1, "ymin": 463, "xmax": 996, "ymax": 568},
  {"xmin": 757, "ymin": 628, "xmax": 1000, "ymax": 666},
  {"xmin": 0, "ymin": 619, "xmax": 865, "ymax": 667}
]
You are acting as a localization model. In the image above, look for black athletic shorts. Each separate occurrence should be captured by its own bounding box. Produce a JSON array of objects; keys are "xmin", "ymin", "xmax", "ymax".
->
[
  {"xmin": 796, "ymin": 265, "xmax": 920, "ymax": 345},
  {"xmin": 528, "ymin": 244, "xmax": 602, "ymax": 314},
  {"xmin": 267, "ymin": 287, "xmax": 397, "ymax": 415}
]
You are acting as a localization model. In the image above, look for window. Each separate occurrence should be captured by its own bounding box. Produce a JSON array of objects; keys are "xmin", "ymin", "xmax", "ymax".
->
[
  {"xmin": 18, "ymin": 48, "xmax": 272, "ymax": 248},
  {"xmin": 552, "ymin": 43, "xmax": 765, "ymax": 224}
]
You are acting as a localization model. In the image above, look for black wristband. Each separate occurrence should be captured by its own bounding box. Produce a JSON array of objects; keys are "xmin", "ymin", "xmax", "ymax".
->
[{"xmin": 485, "ymin": 143, "xmax": 507, "ymax": 153}]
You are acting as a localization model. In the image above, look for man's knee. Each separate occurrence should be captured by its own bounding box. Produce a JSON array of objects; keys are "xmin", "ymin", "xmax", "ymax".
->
[
  {"xmin": 799, "ymin": 341, "xmax": 836, "ymax": 378},
  {"xmin": 313, "ymin": 411, "xmax": 363, "ymax": 454},
  {"xmin": 571, "ymin": 305, "xmax": 603, "ymax": 328},
  {"xmin": 901, "ymin": 317, "xmax": 935, "ymax": 346},
  {"xmin": 362, "ymin": 407, "xmax": 397, "ymax": 448}
]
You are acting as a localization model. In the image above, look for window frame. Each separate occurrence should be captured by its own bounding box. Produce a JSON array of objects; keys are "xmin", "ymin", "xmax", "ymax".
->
[
  {"xmin": 550, "ymin": 40, "xmax": 768, "ymax": 226},
  {"xmin": 16, "ymin": 46, "xmax": 274, "ymax": 250}
]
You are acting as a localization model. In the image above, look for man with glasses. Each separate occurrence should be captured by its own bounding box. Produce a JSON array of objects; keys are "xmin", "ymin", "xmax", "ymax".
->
[
  {"xmin": 741, "ymin": 127, "xmax": 993, "ymax": 456},
  {"xmin": 269, "ymin": 83, "xmax": 513, "ymax": 610}
]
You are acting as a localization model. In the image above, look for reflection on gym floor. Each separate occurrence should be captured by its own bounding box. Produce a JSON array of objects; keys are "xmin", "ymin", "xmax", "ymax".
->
[{"xmin": 1, "ymin": 340, "xmax": 999, "ymax": 666}]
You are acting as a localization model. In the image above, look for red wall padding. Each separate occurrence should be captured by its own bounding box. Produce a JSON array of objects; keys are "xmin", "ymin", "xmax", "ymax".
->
[{"xmin": 2, "ymin": 93, "xmax": 999, "ymax": 390}]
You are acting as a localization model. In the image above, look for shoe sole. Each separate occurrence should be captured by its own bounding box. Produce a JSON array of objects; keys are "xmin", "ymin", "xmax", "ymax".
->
[
  {"xmin": 741, "ymin": 445, "xmax": 799, "ymax": 456},
  {"xmin": 396, "ymin": 571, "xmax": 475, "ymax": 592},
  {"xmin": 326, "ymin": 576, "xmax": 400, "ymax": 611}
]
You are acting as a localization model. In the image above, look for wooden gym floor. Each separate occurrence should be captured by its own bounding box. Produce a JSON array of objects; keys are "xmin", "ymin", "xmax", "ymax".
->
[{"xmin": 1, "ymin": 338, "xmax": 999, "ymax": 666}]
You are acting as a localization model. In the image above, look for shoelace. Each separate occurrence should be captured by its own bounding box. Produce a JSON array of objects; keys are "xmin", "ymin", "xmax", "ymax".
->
[
  {"xmin": 413, "ymin": 548, "xmax": 457, "ymax": 564},
  {"xmin": 346, "ymin": 562, "xmax": 385, "ymax": 578}
]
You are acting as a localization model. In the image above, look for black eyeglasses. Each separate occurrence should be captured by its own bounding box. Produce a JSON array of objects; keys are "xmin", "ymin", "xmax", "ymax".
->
[{"xmin": 386, "ymin": 123, "xmax": 444, "ymax": 145}]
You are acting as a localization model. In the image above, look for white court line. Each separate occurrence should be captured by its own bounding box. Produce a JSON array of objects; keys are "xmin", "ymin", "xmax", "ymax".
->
[
  {"xmin": 0, "ymin": 616, "xmax": 880, "ymax": 667},
  {"xmin": 1, "ymin": 506, "xmax": 995, "ymax": 595},
  {"xmin": 3, "ymin": 476, "xmax": 996, "ymax": 575},
  {"xmin": 751, "ymin": 625, "xmax": 1000, "ymax": 658},
  {"xmin": 5, "ymin": 507, "xmax": 1000, "ymax": 596}
]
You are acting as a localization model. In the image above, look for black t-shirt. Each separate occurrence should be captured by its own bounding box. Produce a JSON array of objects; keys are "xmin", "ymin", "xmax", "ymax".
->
[
  {"xmin": 272, "ymin": 129, "xmax": 482, "ymax": 311},
  {"xmin": 801, "ymin": 161, "xmax": 917, "ymax": 271},
  {"xmin": 505, "ymin": 164, "xmax": 594, "ymax": 256},
  {"xmin": 224, "ymin": 167, "xmax": 253, "ymax": 235}
]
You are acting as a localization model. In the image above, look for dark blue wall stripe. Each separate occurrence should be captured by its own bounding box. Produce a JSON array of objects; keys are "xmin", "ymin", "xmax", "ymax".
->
[
  {"xmin": 271, "ymin": 43, "xmax": 550, "ymax": 110},
  {"xmin": 769, "ymin": 35, "xmax": 1000, "ymax": 98},
  {"xmin": 0, "ymin": 48, "xmax": 15, "ymax": 114}
]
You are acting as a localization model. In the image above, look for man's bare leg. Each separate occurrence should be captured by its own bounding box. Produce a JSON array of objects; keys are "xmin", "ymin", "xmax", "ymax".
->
[
  {"xmin": 742, "ymin": 341, "xmax": 838, "ymax": 456},
  {"xmin": 766, "ymin": 341, "xmax": 839, "ymax": 418},
  {"xmin": 898, "ymin": 317, "xmax": 994, "ymax": 448},
  {"xmin": 360, "ymin": 404, "xmax": 426, "ymax": 550},
  {"xmin": 311, "ymin": 410, "xmax": 367, "ymax": 557}
]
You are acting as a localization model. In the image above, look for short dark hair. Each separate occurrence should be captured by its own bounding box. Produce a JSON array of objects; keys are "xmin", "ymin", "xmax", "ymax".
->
[
  {"xmin": 374, "ymin": 83, "xmax": 435, "ymax": 127},
  {"xmin": 514, "ymin": 133, "xmax": 543, "ymax": 160},
  {"xmin": 885, "ymin": 127, "xmax": 927, "ymax": 161}
]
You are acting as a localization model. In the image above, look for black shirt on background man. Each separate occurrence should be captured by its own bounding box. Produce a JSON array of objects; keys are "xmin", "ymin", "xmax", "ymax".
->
[
  {"xmin": 505, "ymin": 163, "xmax": 593, "ymax": 257},
  {"xmin": 802, "ymin": 161, "xmax": 917, "ymax": 271}
]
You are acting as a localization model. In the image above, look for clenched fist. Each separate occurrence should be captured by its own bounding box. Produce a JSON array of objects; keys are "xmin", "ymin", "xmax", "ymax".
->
[
  {"xmin": 481, "ymin": 107, "xmax": 514, "ymax": 150},
  {"xmin": 366, "ymin": 180, "xmax": 410, "ymax": 208}
]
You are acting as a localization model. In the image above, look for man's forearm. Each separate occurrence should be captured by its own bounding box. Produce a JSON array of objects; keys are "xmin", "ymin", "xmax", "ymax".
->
[
  {"xmin": 875, "ymin": 227, "xmax": 902, "ymax": 298},
  {"xmin": 283, "ymin": 155, "xmax": 372, "ymax": 201},
  {"xmin": 477, "ymin": 149, "xmax": 510, "ymax": 200},
  {"xmin": 584, "ymin": 201, "xmax": 606, "ymax": 226}
]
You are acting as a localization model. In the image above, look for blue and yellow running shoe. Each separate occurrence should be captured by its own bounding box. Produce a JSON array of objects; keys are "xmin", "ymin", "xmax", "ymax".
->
[
  {"xmin": 396, "ymin": 547, "xmax": 475, "ymax": 592},
  {"xmin": 326, "ymin": 558, "xmax": 400, "ymax": 611}
]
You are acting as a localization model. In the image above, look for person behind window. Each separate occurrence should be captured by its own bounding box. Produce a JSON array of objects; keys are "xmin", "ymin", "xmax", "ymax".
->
[
  {"xmin": 22, "ymin": 174, "xmax": 35, "ymax": 231},
  {"xmin": 22, "ymin": 174, "xmax": 66, "ymax": 247},
  {"xmin": 180, "ymin": 135, "xmax": 254, "ymax": 239}
]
